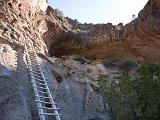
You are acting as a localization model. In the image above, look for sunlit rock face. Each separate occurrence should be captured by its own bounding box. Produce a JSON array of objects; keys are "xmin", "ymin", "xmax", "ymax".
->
[
  {"xmin": 0, "ymin": 0, "xmax": 48, "ymax": 54},
  {"xmin": 32, "ymin": 0, "xmax": 48, "ymax": 12},
  {"xmin": 49, "ymin": 0, "xmax": 160, "ymax": 63},
  {"xmin": 0, "ymin": 0, "xmax": 70, "ymax": 55},
  {"xmin": 42, "ymin": 6, "xmax": 71, "ymax": 50}
]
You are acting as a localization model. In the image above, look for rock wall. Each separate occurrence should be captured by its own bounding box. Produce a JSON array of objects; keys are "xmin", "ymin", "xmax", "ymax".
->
[
  {"xmin": 0, "ymin": 0, "xmax": 71, "ymax": 120},
  {"xmin": 42, "ymin": 6, "xmax": 71, "ymax": 50},
  {"xmin": 50, "ymin": 0, "xmax": 160, "ymax": 63},
  {"xmin": 0, "ymin": 0, "xmax": 159, "ymax": 119},
  {"xmin": 42, "ymin": 57, "xmax": 110, "ymax": 120},
  {"xmin": 1, "ymin": 0, "xmax": 110, "ymax": 120},
  {"xmin": 0, "ymin": 0, "xmax": 70, "ymax": 54},
  {"xmin": 0, "ymin": 37, "xmax": 38, "ymax": 120}
]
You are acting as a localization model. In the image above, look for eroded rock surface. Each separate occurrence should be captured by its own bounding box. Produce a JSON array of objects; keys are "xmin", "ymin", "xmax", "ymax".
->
[
  {"xmin": 40, "ymin": 57, "xmax": 111, "ymax": 120},
  {"xmin": 50, "ymin": 0, "xmax": 160, "ymax": 63},
  {"xmin": 0, "ymin": 0, "xmax": 70, "ymax": 55},
  {"xmin": 0, "ymin": 0, "xmax": 159, "ymax": 119}
]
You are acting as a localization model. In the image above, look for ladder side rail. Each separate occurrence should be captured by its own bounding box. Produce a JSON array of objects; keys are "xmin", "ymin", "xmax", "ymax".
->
[
  {"xmin": 31, "ymin": 46, "xmax": 61, "ymax": 120},
  {"xmin": 25, "ymin": 45, "xmax": 46, "ymax": 120},
  {"xmin": 38, "ymin": 62, "xmax": 61, "ymax": 120}
]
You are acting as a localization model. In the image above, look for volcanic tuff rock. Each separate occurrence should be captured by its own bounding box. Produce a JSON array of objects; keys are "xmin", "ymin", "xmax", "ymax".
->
[
  {"xmin": 0, "ymin": 0, "xmax": 160, "ymax": 119},
  {"xmin": 0, "ymin": 0, "xmax": 110, "ymax": 120},
  {"xmin": 49, "ymin": 0, "xmax": 160, "ymax": 63},
  {"xmin": 0, "ymin": 0, "xmax": 70, "ymax": 54}
]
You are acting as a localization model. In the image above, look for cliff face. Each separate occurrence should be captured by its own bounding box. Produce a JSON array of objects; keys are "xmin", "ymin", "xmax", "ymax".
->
[
  {"xmin": 42, "ymin": 6, "xmax": 71, "ymax": 51},
  {"xmin": 0, "ymin": 0, "xmax": 47, "ymax": 54},
  {"xmin": 50, "ymin": 0, "xmax": 160, "ymax": 63},
  {"xmin": 0, "ymin": 0, "xmax": 68, "ymax": 120},
  {"xmin": 0, "ymin": 1, "xmax": 109, "ymax": 120},
  {"xmin": 0, "ymin": 0, "xmax": 70, "ymax": 55},
  {"xmin": 1, "ymin": 0, "xmax": 159, "ymax": 62},
  {"xmin": 0, "ymin": 0, "xmax": 160, "ymax": 119}
]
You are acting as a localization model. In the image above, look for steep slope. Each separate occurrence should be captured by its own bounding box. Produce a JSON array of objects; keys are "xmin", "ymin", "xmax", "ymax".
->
[{"xmin": 49, "ymin": 0, "xmax": 160, "ymax": 63}]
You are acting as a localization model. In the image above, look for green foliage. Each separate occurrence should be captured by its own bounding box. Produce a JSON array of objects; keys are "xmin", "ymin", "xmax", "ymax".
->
[
  {"xmin": 103, "ymin": 59, "xmax": 137, "ymax": 71},
  {"xmin": 98, "ymin": 64, "xmax": 160, "ymax": 120},
  {"xmin": 103, "ymin": 59, "xmax": 114, "ymax": 68},
  {"xmin": 55, "ymin": 9, "xmax": 68, "ymax": 22},
  {"xmin": 118, "ymin": 60, "xmax": 137, "ymax": 71},
  {"xmin": 103, "ymin": 59, "xmax": 118, "ymax": 68},
  {"xmin": 72, "ymin": 54, "xmax": 88, "ymax": 64},
  {"xmin": 72, "ymin": 29, "xmax": 81, "ymax": 33}
]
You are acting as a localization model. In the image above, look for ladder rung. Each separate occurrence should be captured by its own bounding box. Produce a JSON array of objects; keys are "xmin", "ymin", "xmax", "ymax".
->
[
  {"xmin": 35, "ymin": 100, "xmax": 56, "ymax": 105},
  {"xmin": 39, "ymin": 112, "xmax": 61, "ymax": 116},
  {"xmin": 30, "ymin": 59, "xmax": 37, "ymax": 62},
  {"xmin": 30, "ymin": 62, "xmax": 40, "ymax": 68},
  {"xmin": 38, "ymin": 90, "xmax": 51, "ymax": 94},
  {"xmin": 29, "ymin": 56, "xmax": 37, "ymax": 59},
  {"xmin": 29, "ymin": 66, "xmax": 41, "ymax": 70},
  {"xmin": 28, "ymin": 66, "xmax": 40, "ymax": 69},
  {"xmin": 38, "ymin": 106, "xmax": 59, "ymax": 110},
  {"xmin": 31, "ymin": 65, "xmax": 40, "ymax": 68},
  {"xmin": 30, "ymin": 59, "xmax": 38, "ymax": 62},
  {"xmin": 29, "ymin": 71, "xmax": 48, "ymax": 80},
  {"xmin": 34, "ymin": 76, "xmax": 48, "ymax": 80},
  {"xmin": 32, "ymin": 68, "xmax": 42, "ymax": 72},
  {"xmin": 30, "ymin": 61, "xmax": 38, "ymax": 64},
  {"xmin": 29, "ymin": 52, "xmax": 36, "ymax": 55},
  {"xmin": 35, "ymin": 95, "xmax": 53, "ymax": 99},
  {"xmin": 32, "ymin": 69, "xmax": 44, "ymax": 73},
  {"xmin": 36, "ymin": 86, "xmax": 49, "ymax": 90},
  {"xmin": 30, "ymin": 66, "xmax": 41, "ymax": 69},
  {"xmin": 33, "ymin": 71, "xmax": 45, "ymax": 76},
  {"xmin": 29, "ymin": 57, "xmax": 37, "ymax": 60},
  {"xmin": 28, "ymin": 53, "xmax": 36, "ymax": 55},
  {"xmin": 29, "ymin": 54, "xmax": 36, "ymax": 59},
  {"xmin": 34, "ymin": 74, "xmax": 42, "ymax": 77},
  {"xmin": 32, "ymin": 71, "xmax": 41, "ymax": 75},
  {"xmin": 29, "ymin": 55, "xmax": 37, "ymax": 61},
  {"xmin": 30, "ymin": 81, "xmax": 47, "ymax": 86},
  {"xmin": 36, "ymin": 79, "xmax": 48, "ymax": 83},
  {"xmin": 32, "ymin": 67, "xmax": 44, "ymax": 72},
  {"xmin": 28, "ymin": 69, "xmax": 38, "ymax": 74},
  {"xmin": 34, "ymin": 76, "xmax": 47, "ymax": 80},
  {"xmin": 31, "ymin": 62, "xmax": 39, "ymax": 65}
]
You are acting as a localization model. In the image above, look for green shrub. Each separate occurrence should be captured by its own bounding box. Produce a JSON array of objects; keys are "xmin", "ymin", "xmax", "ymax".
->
[
  {"xmin": 103, "ymin": 59, "xmax": 118, "ymax": 68},
  {"xmin": 118, "ymin": 60, "xmax": 137, "ymax": 71},
  {"xmin": 55, "ymin": 9, "xmax": 68, "ymax": 22},
  {"xmin": 99, "ymin": 64, "xmax": 160, "ymax": 120},
  {"xmin": 72, "ymin": 54, "xmax": 88, "ymax": 64},
  {"xmin": 72, "ymin": 29, "xmax": 81, "ymax": 33}
]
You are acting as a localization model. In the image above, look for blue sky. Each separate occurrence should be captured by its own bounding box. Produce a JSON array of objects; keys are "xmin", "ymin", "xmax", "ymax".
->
[{"xmin": 48, "ymin": 0, "xmax": 148, "ymax": 25}]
